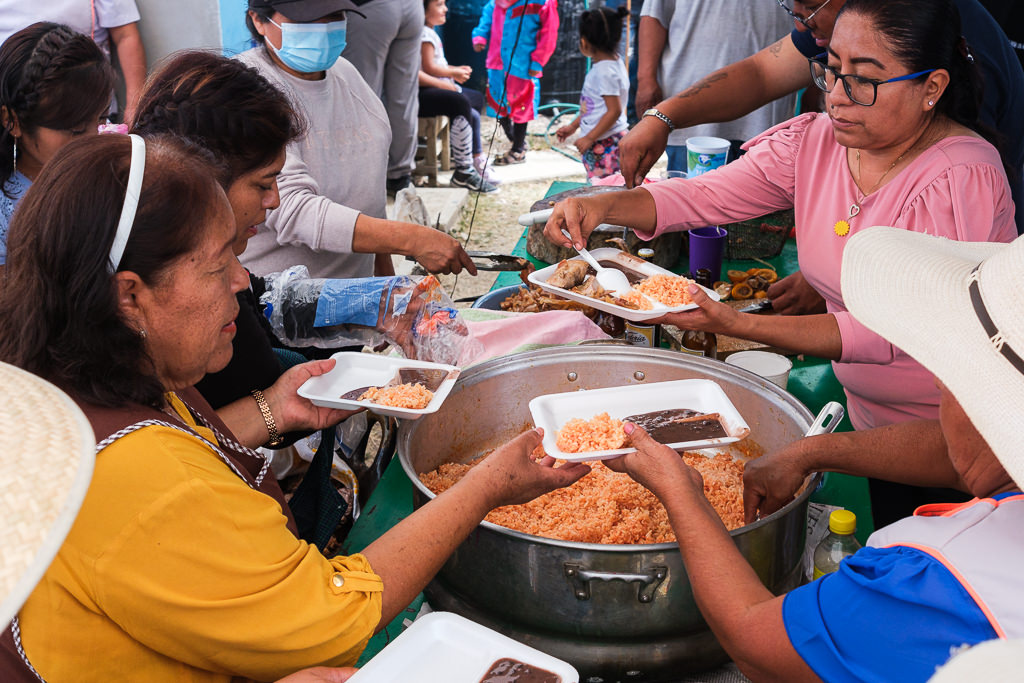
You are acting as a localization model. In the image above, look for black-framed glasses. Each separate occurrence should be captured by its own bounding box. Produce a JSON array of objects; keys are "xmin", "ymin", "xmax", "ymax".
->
[
  {"xmin": 776, "ymin": 0, "xmax": 834, "ymax": 29},
  {"xmin": 808, "ymin": 54, "xmax": 936, "ymax": 106}
]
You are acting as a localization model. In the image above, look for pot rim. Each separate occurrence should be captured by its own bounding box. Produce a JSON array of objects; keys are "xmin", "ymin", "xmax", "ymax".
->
[{"xmin": 399, "ymin": 346, "xmax": 824, "ymax": 551}]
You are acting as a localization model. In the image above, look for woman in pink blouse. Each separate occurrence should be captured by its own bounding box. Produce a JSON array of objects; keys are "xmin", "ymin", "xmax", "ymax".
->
[{"xmin": 544, "ymin": 0, "xmax": 1015, "ymax": 431}]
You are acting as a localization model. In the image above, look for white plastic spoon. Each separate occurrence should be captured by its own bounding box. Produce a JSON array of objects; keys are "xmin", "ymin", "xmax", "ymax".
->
[{"xmin": 560, "ymin": 228, "xmax": 632, "ymax": 296}]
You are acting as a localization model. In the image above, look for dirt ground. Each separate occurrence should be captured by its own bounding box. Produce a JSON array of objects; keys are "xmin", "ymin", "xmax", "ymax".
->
[{"xmin": 430, "ymin": 114, "xmax": 588, "ymax": 304}]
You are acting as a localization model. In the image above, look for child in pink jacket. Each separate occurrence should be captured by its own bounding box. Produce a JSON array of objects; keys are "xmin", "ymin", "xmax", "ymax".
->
[{"xmin": 472, "ymin": 0, "xmax": 559, "ymax": 165}]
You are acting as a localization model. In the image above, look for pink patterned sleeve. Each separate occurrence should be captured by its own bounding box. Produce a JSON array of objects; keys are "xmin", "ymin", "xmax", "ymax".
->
[
  {"xmin": 636, "ymin": 113, "xmax": 816, "ymax": 240},
  {"xmin": 834, "ymin": 156, "xmax": 1015, "ymax": 364},
  {"xmin": 529, "ymin": 0, "xmax": 560, "ymax": 73}
]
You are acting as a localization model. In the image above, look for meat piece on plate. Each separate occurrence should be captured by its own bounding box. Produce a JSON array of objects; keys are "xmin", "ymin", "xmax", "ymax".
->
[{"xmin": 547, "ymin": 259, "xmax": 588, "ymax": 289}]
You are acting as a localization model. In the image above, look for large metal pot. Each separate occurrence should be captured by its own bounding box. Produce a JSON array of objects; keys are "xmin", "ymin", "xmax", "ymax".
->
[{"xmin": 398, "ymin": 346, "xmax": 820, "ymax": 681}]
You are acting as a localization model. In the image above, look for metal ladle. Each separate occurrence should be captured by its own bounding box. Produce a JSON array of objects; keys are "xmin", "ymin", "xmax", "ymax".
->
[{"xmin": 560, "ymin": 228, "xmax": 632, "ymax": 296}]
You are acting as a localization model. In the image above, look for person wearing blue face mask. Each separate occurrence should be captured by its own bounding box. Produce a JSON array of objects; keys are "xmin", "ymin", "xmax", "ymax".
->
[{"xmin": 239, "ymin": 0, "xmax": 477, "ymax": 284}]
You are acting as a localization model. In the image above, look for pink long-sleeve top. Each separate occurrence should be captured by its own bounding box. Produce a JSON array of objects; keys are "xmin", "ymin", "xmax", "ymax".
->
[{"xmin": 640, "ymin": 113, "xmax": 1016, "ymax": 430}]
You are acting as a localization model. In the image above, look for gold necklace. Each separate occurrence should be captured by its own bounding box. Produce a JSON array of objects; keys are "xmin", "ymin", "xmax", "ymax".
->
[{"xmin": 834, "ymin": 148, "xmax": 909, "ymax": 237}]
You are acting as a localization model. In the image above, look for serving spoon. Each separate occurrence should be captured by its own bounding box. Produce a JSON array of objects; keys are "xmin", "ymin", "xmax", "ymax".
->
[{"xmin": 559, "ymin": 229, "xmax": 632, "ymax": 296}]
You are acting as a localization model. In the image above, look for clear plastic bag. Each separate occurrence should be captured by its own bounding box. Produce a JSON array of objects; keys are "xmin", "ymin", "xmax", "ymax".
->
[{"xmin": 260, "ymin": 265, "xmax": 482, "ymax": 365}]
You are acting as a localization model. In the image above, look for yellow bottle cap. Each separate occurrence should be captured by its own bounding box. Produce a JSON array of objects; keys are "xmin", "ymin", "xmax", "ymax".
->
[{"xmin": 829, "ymin": 509, "xmax": 856, "ymax": 535}]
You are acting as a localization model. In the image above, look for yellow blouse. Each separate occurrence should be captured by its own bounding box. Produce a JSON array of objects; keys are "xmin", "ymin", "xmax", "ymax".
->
[{"xmin": 19, "ymin": 393, "xmax": 383, "ymax": 682}]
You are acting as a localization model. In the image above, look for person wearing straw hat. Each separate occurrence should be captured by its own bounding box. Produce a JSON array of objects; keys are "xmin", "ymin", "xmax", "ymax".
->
[
  {"xmin": 601, "ymin": 225, "xmax": 1024, "ymax": 682},
  {"xmin": 0, "ymin": 133, "xmax": 588, "ymax": 681}
]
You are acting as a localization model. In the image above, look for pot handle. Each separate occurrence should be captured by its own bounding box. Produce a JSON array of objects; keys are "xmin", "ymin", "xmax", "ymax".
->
[{"xmin": 564, "ymin": 563, "xmax": 668, "ymax": 603}]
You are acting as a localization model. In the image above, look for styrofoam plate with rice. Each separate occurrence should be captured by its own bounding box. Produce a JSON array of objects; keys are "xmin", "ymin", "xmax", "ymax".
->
[
  {"xmin": 527, "ymin": 248, "xmax": 720, "ymax": 322},
  {"xmin": 529, "ymin": 379, "xmax": 750, "ymax": 461},
  {"xmin": 297, "ymin": 352, "xmax": 460, "ymax": 419}
]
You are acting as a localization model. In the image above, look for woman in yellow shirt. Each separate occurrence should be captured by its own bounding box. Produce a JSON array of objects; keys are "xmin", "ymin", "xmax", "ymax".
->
[{"xmin": 0, "ymin": 134, "xmax": 588, "ymax": 682}]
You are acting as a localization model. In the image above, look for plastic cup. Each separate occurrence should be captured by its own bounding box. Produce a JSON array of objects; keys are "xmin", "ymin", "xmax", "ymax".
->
[
  {"xmin": 662, "ymin": 170, "xmax": 688, "ymax": 180},
  {"xmin": 725, "ymin": 351, "xmax": 793, "ymax": 389},
  {"xmin": 686, "ymin": 136, "xmax": 730, "ymax": 177},
  {"xmin": 688, "ymin": 226, "xmax": 728, "ymax": 282}
]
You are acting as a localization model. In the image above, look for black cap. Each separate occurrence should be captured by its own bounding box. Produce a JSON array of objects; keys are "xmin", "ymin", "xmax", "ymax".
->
[{"xmin": 248, "ymin": 0, "xmax": 361, "ymax": 21}]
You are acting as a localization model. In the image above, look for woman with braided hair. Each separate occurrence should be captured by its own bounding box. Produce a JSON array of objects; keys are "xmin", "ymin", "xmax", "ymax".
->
[{"xmin": 0, "ymin": 22, "xmax": 114, "ymax": 267}]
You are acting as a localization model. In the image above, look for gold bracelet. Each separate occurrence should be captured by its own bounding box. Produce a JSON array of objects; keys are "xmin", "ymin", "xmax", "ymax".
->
[{"xmin": 251, "ymin": 389, "xmax": 283, "ymax": 446}]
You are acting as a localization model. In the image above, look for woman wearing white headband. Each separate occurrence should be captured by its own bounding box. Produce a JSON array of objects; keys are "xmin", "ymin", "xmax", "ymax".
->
[
  {"xmin": 0, "ymin": 133, "xmax": 588, "ymax": 681},
  {"xmin": 603, "ymin": 226, "xmax": 1024, "ymax": 682}
]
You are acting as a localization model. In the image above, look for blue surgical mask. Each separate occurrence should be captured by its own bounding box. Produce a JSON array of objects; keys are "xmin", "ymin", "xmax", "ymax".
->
[{"xmin": 267, "ymin": 17, "xmax": 347, "ymax": 73}]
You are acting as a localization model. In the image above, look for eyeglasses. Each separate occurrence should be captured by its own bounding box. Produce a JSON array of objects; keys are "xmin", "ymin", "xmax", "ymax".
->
[
  {"xmin": 808, "ymin": 54, "xmax": 936, "ymax": 106},
  {"xmin": 776, "ymin": 0, "xmax": 834, "ymax": 29}
]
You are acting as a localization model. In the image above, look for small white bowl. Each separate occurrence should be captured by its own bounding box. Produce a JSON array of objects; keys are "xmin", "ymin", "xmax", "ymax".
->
[{"xmin": 725, "ymin": 351, "xmax": 793, "ymax": 389}]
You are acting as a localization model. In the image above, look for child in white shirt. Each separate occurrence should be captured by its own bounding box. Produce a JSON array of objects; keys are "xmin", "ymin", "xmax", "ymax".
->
[{"xmin": 556, "ymin": 6, "xmax": 629, "ymax": 180}]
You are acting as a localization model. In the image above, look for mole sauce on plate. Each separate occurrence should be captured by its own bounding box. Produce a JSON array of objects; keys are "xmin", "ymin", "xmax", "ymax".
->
[
  {"xmin": 592, "ymin": 261, "xmax": 647, "ymax": 285},
  {"xmin": 623, "ymin": 408, "xmax": 728, "ymax": 443},
  {"xmin": 478, "ymin": 659, "xmax": 561, "ymax": 683}
]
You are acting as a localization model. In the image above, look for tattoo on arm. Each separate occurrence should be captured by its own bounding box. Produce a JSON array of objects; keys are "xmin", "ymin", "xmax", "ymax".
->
[
  {"xmin": 768, "ymin": 40, "xmax": 785, "ymax": 57},
  {"xmin": 676, "ymin": 71, "xmax": 727, "ymax": 100}
]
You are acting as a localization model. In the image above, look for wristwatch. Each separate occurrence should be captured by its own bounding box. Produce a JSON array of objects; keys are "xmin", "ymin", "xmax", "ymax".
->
[
  {"xmin": 642, "ymin": 107, "xmax": 676, "ymax": 131},
  {"xmin": 252, "ymin": 389, "xmax": 284, "ymax": 447}
]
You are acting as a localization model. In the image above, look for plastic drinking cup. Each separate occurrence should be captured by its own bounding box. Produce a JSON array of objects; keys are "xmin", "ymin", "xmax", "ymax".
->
[
  {"xmin": 686, "ymin": 136, "xmax": 730, "ymax": 177},
  {"xmin": 725, "ymin": 351, "xmax": 793, "ymax": 389},
  {"xmin": 688, "ymin": 226, "xmax": 728, "ymax": 283}
]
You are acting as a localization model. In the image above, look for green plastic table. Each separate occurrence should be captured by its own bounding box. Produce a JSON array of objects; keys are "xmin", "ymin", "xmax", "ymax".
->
[{"xmin": 345, "ymin": 181, "xmax": 874, "ymax": 662}]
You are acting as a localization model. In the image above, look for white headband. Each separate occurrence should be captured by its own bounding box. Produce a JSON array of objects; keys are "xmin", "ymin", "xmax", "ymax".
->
[{"xmin": 108, "ymin": 134, "xmax": 146, "ymax": 273}]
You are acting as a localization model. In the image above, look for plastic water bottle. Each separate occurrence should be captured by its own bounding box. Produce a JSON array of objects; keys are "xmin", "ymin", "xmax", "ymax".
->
[{"xmin": 812, "ymin": 509, "xmax": 862, "ymax": 579}]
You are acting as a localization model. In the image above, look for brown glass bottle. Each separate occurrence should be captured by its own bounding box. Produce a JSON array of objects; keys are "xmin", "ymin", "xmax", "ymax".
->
[
  {"xmin": 624, "ymin": 248, "xmax": 661, "ymax": 347},
  {"xmin": 680, "ymin": 269, "xmax": 718, "ymax": 359}
]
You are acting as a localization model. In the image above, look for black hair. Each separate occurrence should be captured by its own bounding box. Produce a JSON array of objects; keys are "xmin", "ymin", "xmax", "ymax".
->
[
  {"xmin": 131, "ymin": 50, "xmax": 305, "ymax": 187},
  {"xmin": 0, "ymin": 22, "xmax": 114, "ymax": 194},
  {"xmin": 0, "ymin": 134, "xmax": 226, "ymax": 408},
  {"xmin": 579, "ymin": 6, "xmax": 628, "ymax": 55},
  {"xmin": 246, "ymin": 8, "xmax": 274, "ymax": 45},
  {"xmin": 840, "ymin": 0, "xmax": 1006, "ymax": 169}
]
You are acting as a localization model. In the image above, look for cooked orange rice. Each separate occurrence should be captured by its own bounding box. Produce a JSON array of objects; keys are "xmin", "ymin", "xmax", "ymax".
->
[
  {"xmin": 633, "ymin": 274, "xmax": 696, "ymax": 306},
  {"xmin": 555, "ymin": 412, "xmax": 627, "ymax": 452},
  {"xmin": 419, "ymin": 447, "xmax": 747, "ymax": 543},
  {"xmin": 358, "ymin": 382, "xmax": 433, "ymax": 409}
]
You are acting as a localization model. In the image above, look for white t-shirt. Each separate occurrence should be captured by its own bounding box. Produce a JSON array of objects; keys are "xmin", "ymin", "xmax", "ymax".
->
[
  {"xmin": 421, "ymin": 26, "xmax": 458, "ymax": 89},
  {"xmin": 641, "ymin": 0, "xmax": 796, "ymax": 146},
  {"xmin": 579, "ymin": 58, "xmax": 628, "ymax": 139},
  {"xmin": 0, "ymin": 0, "xmax": 141, "ymax": 57}
]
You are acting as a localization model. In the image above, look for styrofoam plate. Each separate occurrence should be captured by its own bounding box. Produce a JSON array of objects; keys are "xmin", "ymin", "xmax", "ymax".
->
[
  {"xmin": 348, "ymin": 611, "xmax": 579, "ymax": 682},
  {"xmin": 529, "ymin": 379, "xmax": 750, "ymax": 461},
  {"xmin": 528, "ymin": 248, "xmax": 720, "ymax": 322},
  {"xmin": 296, "ymin": 352, "xmax": 459, "ymax": 420}
]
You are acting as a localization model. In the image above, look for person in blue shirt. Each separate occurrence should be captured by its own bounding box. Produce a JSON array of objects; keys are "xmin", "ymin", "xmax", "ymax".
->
[
  {"xmin": 607, "ymin": 220, "xmax": 1024, "ymax": 682},
  {"xmin": 0, "ymin": 22, "xmax": 113, "ymax": 268}
]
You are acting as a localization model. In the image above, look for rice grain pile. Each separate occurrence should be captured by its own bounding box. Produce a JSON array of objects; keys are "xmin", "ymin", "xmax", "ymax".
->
[
  {"xmin": 616, "ymin": 289, "xmax": 655, "ymax": 310},
  {"xmin": 555, "ymin": 412, "xmax": 626, "ymax": 452},
  {"xmin": 358, "ymin": 383, "xmax": 433, "ymax": 409},
  {"xmin": 633, "ymin": 274, "xmax": 696, "ymax": 306},
  {"xmin": 420, "ymin": 448, "xmax": 747, "ymax": 543}
]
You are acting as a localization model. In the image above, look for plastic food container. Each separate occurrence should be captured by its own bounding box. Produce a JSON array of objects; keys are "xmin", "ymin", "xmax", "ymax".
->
[
  {"xmin": 528, "ymin": 248, "xmax": 720, "ymax": 322},
  {"xmin": 725, "ymin": 351, "xmax": 793, "ymax": 389},
  {"xmin": 348, "ymin": 611, "xmax": 579, "ymax": 682},
  {"xmin": 297, "ymin": 352, "xmax": 459, "ymax": 419},
  {"xmin": 529, "ymin": 379, "xmax": 750, "ymax": 461}
]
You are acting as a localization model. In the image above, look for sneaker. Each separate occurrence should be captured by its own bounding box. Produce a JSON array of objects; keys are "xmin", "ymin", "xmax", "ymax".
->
[
  {"xmin": 451, "ymin": 168, "xmax": 498, "ymax": 193},
  {"xmin": 474, "ymin": 156, "xmax": 502, "ymax": 185},
  {"xmin": 386, "ymin": 174, "xmax": 411, "ymax": 197}
]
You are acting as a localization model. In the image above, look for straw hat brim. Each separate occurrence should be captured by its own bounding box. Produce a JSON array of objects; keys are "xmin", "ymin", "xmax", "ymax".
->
[
  {"xmin": 928, "ymin": 638, "xmax": 1024, "ymax": 682},
  {"xmin": 841, "ymin": 227, "xmax": 1023, "ymax": 488},
  {"xmin": 0, "ymin": 362, "xmax": 95, "ymax": 627}
]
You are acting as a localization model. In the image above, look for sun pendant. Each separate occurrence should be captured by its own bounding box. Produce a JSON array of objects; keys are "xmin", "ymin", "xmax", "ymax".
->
[{"xmin": 834, "ymin": 220, "xmax": 851, "ymax": 237}]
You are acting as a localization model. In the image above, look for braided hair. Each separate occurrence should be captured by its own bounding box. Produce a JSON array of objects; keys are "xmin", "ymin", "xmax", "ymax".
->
[
  {"xmin": 0, "ymin": 22, "xmax": 114, "ymax": 192},
  {"xmin": 131, "ymin": 50, "xmax": 305, "ymax": 186},
  {"xmin": 579, "ymin": 6, "xmax": 628, "ymax": 55}
]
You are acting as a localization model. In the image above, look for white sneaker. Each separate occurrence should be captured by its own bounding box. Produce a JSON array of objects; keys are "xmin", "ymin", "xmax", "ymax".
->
[{"xmin": 474, "ymin": 156, "xmax": 502, "ymax": 185}]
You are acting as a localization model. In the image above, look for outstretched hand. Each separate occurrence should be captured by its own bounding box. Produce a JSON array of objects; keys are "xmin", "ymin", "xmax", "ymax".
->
[
  {"xmin": 265, "ymin": 359, "xmax": 362, "ymax": 433},
  {"xmin": 410, "ymin": 225, "xmax": 478, "ymax": 276},
  {"xmin": 766, "ymin": 270, "xmax": 827, "ymax": 315},
  {"xmin": 618, "ymin": 116, "xmax": 671, "ymax": 189},
  {"xmin": 469, "ymin": 428, "xmax": 591, "ymax": 508},
  {"xmin": 742, "ymin": 441, "xmax": 813, "ymax": 524},
  {"xmin": 603, "ymin": 423, "xmax": 702, "ymax": 499},
  {"xmin": 653, "ymin": 281, "xmax": 741, "ymax": 335},
  {"xmin": 542, "ymin": 195, "xmax": 616, "ymax": 251}
]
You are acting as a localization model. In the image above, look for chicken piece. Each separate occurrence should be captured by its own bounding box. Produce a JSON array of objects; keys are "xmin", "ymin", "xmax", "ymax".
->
[
  {"xmin": 573, "ymin": 274, "xmax": 606, "ymax": 299},
  {"xmin": 547, "ymin": 259, "xmax": 589, "ymax": 289}
]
